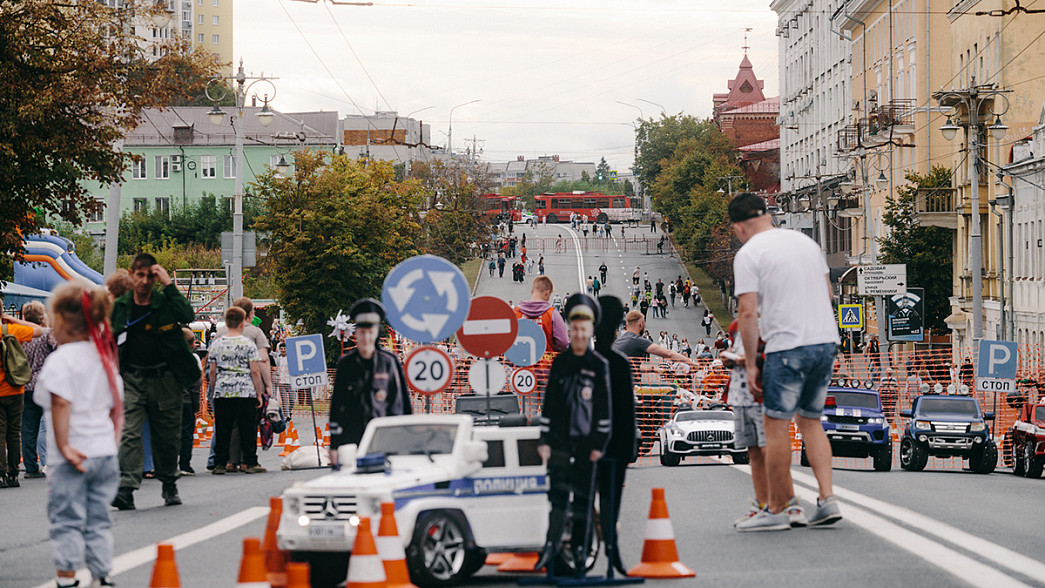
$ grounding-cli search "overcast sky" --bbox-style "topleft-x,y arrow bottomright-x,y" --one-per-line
235,0 -> 778,173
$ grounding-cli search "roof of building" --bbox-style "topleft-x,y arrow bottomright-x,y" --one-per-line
714,55 -> 767,111
723,96 -> 780,115
125,107 -> 339,147
738,137 -> 781,151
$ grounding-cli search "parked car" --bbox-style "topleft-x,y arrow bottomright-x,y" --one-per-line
1007,402 -> 1045,478
800,387 -> 892,471
657,408 -> 748,466
898,395 -> 997,474
278,414 -> 566,587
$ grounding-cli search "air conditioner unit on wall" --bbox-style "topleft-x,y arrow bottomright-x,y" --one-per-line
171,162 -> 182,172
171,153 -> 182,172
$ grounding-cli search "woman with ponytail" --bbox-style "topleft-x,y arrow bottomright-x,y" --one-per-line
34,282 -> 123,588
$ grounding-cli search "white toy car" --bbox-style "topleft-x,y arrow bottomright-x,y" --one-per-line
657,408 -> 749,466
277,414 -> 550,587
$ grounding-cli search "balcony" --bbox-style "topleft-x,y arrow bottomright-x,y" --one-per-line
837,124 -> 861,153
915,187 -> 957,229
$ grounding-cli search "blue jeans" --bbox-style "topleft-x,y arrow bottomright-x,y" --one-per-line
47,456 -> 119,578
762,343 -> 836,420
22,389 -> 47,473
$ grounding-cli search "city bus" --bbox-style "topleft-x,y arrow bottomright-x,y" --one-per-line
479,193 -> 521,222
533,191 -> 642,223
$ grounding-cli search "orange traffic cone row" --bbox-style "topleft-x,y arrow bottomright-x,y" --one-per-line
346,517 -> 386,588
376,502 -> 416,588
192,418 -> 206,449
262,497 -> 289,588
279,422 -> 300,457
496,552 -> 541,573
285,562 -> 310,588
627,488 -> 695,578
237,537 -> 272,587
485,553 -> 512,566
150,544 -> 181,588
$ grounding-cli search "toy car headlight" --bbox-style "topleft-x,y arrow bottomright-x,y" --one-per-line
669,425 -> 683,436
869,417 -> 885,425
915,420 -> 932,430
969,422 -> 986,432
285,496 -> 300,515
821,415 -> 828,421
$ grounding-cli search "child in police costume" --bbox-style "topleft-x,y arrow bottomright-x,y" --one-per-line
328,299 -> 411,462
535,294 -> 612,576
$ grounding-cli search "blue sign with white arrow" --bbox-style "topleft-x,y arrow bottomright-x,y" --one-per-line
381,255 -> 472,344
504,318 -> 547,367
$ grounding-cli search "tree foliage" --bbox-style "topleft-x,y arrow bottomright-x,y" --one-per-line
117,195 -> 263,254
409,159 -> 494,264
0,0 -> 222,264
879,165 -> 954,333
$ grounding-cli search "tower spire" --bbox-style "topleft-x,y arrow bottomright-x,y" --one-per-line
742,27 -> 752,55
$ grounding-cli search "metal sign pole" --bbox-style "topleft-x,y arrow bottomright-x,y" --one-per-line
308,386 -> 322,466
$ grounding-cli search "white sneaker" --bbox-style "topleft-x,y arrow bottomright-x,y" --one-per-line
735,507 -> 790,532
808,495 -> 842,526
732,498 -> 763,527
787,496 -> 808,528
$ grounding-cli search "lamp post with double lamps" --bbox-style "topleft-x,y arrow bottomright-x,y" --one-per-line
447,100 -> 480,158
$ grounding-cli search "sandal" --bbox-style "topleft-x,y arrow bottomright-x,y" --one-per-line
143,470 -> 156,479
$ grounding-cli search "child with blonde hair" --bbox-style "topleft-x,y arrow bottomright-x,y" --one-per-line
35,282 -> 123,588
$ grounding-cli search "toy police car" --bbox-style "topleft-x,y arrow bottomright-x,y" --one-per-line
800,387 -> 893,471
277,414 -> 550,587
657,408 -> 749,466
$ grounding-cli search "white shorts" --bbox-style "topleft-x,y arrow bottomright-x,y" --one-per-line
732,404 -> 765,450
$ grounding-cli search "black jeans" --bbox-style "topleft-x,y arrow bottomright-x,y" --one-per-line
213,398 -> 258,468
0,394 -> 24,476
22,390 -> 45,474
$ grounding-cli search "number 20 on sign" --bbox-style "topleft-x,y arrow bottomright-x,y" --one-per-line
511,368 -> 537,396
405,346 -> 455,396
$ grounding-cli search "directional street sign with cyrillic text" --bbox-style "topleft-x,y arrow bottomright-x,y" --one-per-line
857,264 -> 907,296
382,255 -> 471,344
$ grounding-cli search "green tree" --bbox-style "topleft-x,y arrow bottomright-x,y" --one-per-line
117,195 -> 263,254
596,157 -> 611,182
633,114 -> 708,195
0,0 -> 222,265
252,151 -> 425,347
878,165 -> 954,333
409,159 -> 493,264
502,162 -> 555,208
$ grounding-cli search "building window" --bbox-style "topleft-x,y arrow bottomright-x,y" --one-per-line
223,154 -> 236,179
155,155 -> 170,179
212,0 -> 219,5
198,0 -> 202,4
197,13 -> 203,24
132,158 -> 147,180
133,198 -> 147,213
201,155 -> 216,179
212,15 -> 219,25
90,200 -> 105,223
212,34 -> 219,44
198,33 -> 204,43
156,197 -> 170,217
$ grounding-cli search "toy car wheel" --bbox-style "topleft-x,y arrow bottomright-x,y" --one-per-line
1025,444 -> 1043,479
971,440 -> 997,474
1011,441 -> 1025,476
732,451 -> 750,465
799,445 -> 809,467
407,510 -> 478,587
873,443 -> 893,472
900,438 -> 927,472
659,444 -> 680,467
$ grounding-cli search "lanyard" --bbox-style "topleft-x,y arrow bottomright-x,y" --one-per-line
126,309 -> 153,330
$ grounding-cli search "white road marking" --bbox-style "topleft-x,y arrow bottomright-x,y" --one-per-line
725,462 -> 1035,587
32,506 -> 269,588
561,225 -> 586,292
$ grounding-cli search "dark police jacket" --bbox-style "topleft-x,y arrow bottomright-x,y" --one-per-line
539,348 -> 611,453
329,347 -> 411,448
594,343 -> 638,463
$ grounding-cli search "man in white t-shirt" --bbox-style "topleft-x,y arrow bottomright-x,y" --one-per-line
729,192 -> 841,532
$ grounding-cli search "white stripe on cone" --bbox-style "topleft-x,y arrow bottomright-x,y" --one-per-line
347,555 -> 386,583
235,583 -> 270,587
377,535 -> 407,559
644,518 -> 676,541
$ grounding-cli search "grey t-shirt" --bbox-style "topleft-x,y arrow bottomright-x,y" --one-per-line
612,330 -> 652,359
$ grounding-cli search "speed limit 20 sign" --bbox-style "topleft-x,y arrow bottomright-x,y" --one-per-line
510,368 -> 537,396
405,346 -> 455,396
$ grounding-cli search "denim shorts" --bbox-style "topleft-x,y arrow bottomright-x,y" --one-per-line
762,343 -> 837,420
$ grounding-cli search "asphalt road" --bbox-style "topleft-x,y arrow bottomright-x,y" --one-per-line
5,224 -> 1044,587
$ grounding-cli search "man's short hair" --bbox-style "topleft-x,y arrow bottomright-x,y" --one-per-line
728,192 -> 767,223
130,253 -> 158,271
225,306 -> 246,328
625,309 -> 645,324
532,275 -> 553,293
232,297 -> 254,316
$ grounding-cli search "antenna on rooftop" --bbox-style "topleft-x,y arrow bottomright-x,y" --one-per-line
742,27 -> 752,55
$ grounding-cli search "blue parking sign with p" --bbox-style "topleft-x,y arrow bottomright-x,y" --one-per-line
286,334 -> 329,388
976,339 -> 1018,379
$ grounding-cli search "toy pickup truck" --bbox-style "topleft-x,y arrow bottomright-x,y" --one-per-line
801,387 -> 892,471
899,395 -> 997,474
277,414 -> 549,587
1008,402 -> 1045,478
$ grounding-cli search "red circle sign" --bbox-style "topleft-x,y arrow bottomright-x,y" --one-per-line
404,346 -> 455,396
455,296 -> 519,358
510,368 -> 537,395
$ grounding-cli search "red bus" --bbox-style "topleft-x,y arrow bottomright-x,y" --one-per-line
479,193 -> 521,221
533,191 -> 641,223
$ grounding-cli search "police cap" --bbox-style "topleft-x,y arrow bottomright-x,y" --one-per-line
564,293 -> 600,324
349,298 -> 385,327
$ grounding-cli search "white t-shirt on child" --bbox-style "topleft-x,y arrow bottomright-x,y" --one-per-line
34,341 -> 124,463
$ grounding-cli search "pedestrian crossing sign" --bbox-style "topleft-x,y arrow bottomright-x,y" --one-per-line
838,304 -> 863,329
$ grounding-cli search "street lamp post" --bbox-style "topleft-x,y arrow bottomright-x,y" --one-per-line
403,105 -> 434,176
207,59 -> 277,303
636,98 -> 667,116
934,77 -> 1010,344
447,100 -> 479,158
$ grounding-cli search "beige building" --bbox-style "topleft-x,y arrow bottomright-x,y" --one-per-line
178,0 -> 234,72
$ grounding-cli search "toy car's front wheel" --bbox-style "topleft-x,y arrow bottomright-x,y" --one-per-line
1011,440 -> 1025,476
659,443 -> 680,467
970,440 -> 997,474
1025,444 -> 1043,479
407,510 -> 482,587
873,442 -> 893,472
900,438 -> 927,471
732,451 -> 750,465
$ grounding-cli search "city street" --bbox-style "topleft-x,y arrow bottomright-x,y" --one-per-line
3,226 -> 1044,587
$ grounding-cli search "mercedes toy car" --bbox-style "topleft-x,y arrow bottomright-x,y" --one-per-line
899,394 -> 997,474
800,387 -> 892,471
657,408 -> 748,466
1007,402 -> 1045,478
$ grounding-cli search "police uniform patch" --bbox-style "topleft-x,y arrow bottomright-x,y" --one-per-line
581,386 -> 592,400
374,389 -> 387,402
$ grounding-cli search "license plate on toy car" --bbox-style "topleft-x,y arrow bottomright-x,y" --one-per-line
701,443 -> 721,448
308,523 -> 345,538
837,424 -> 860,431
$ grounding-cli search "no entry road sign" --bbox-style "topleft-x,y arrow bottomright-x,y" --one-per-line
456,296 -> 518,358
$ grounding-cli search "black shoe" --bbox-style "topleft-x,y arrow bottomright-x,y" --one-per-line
572,545 -> 587,578
0,474 -> 9,489
25,471 -> 46,479
533,542 -> 557,573
161,482 -> 182,506
6,473 -> 19,488
612,552 -> 629,576
94,575 -> 116,586
112,487 -> 135,510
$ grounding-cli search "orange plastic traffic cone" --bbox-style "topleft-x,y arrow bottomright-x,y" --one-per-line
237,537 -> 271,587
485,553 -> 512,566
627,488 -> 695,578
285,562 -> 310,588
149,544 -> 181,588
279,422 -> 300,457
193,418 -> 206,449
321,423 -> 331,447
496,552 -> 541,573
262,497 -> 289,588
346,517 -> 386,588
376,502 -> 416,588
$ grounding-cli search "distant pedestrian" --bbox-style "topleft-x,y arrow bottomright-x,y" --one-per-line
593,277 -> 601,297
682,284 -> 691,307
702,310 -> 713,336
498,254 -> 506,278
20,301 -> 56,481
538,256 -> 545,275
632,266 -> 640,286
658,235 -> 665,254
488,259 -> 496,276
599,262 -> 608,284
650,219 -> 656,232
0,303 -> 46,488
669,282 -> 677,307
587,276 -> 595,295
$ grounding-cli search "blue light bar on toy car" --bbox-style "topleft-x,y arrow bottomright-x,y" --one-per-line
357,453 -> 390,474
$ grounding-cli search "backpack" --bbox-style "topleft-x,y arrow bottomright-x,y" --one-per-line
514,305 -> 559,354
1,325 -> 32,387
